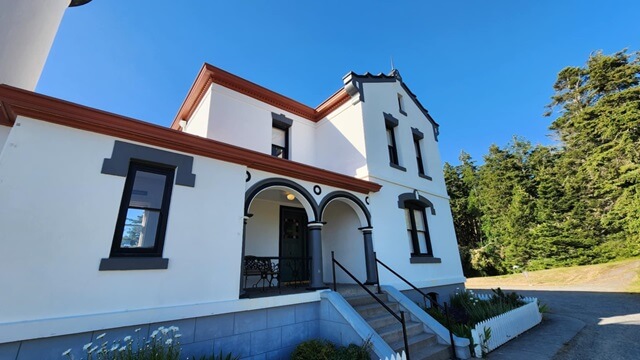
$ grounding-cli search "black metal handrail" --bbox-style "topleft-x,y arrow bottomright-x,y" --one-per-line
374,253 -> 457,360
331,252 -> 411,360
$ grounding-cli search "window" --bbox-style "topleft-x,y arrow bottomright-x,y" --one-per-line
398,93 -> 407,115
397,192 -> 441,264
271,113 -> 293,159
405,203 -> 433,257
271,126 -> 288,159
387,125 -> 399,165
110,162 -> 175,258
412,127 -> 431,180
414,138 -> 425,175
384,112 -> 405,171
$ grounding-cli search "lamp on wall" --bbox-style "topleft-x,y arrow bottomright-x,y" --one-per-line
286,193 -> 295,201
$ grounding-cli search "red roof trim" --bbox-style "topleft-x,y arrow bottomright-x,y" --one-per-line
0,85 -> 381,194
171,64 -> 350,130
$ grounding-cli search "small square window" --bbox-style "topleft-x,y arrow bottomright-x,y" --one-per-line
398,94 -> 407,115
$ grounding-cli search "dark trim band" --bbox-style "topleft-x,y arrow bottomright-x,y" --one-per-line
245,178 -> 320,220
319,191 -> 372,227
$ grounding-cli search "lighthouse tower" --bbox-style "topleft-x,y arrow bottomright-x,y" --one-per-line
0,0 -> 92,91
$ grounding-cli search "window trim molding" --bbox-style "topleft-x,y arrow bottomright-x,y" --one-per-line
398,93 -> 407,116
102,141 -> 196,187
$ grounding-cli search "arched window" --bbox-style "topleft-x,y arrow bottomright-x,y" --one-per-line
404,201 -> 432,257
397,192 -> 441,264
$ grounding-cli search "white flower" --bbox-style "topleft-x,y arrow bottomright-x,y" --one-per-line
83,342 -> 93,351
134,328 -> 141,333
165,339 -> 173,345
161,328 -> 169,335
62,349 -> 72,356
151,330 -> 159,338
119,346 -> 126,352
110,344 -> 119,352
174,334 -> 182,338
123,336 -> 132,342
89,346 -> 98,354
96,333 -> 106,340
168,326 -> 179,332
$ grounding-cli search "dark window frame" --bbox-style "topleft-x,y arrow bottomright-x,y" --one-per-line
271,113 -> 293,160
110,161 -> 176,258
405,202 -> 433,257
411,127 -> 431,180
384,113 -> 405,171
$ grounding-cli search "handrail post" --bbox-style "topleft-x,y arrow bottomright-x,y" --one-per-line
400,311 -> 410,360
374,251 -> 382,294
331,251 -> 337,292
444,302 -> 457,360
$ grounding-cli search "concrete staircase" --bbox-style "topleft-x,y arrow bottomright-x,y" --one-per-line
338,286 -> 451,360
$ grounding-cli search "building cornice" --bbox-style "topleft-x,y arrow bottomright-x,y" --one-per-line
0,85 -> 381,194
171,64 -> 351,130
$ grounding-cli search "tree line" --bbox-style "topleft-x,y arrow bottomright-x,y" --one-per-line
445,49 -> 640,276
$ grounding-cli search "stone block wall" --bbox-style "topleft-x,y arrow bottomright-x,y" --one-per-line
0,302 -> 321,360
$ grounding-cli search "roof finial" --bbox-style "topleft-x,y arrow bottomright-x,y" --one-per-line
390,56 -> 395,72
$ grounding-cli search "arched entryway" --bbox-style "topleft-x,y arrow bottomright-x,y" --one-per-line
319,192 -> 375,285
241,178 -> 321,297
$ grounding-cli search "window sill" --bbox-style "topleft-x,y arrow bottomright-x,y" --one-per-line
99,257 -> 169,271
410,256 -> 441,264
389,163 -> 407,172
399,109 -> 407,116
419,173 -> 433,181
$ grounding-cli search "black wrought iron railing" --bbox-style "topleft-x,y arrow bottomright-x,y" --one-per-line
331,252 -> 411,360
243,256 -> 310,293
374,252 -> 457,359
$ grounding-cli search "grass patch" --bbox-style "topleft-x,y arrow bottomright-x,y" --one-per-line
466,257 -> 640,292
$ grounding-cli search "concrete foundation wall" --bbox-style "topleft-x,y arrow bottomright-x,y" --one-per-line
0,302 -> 322,360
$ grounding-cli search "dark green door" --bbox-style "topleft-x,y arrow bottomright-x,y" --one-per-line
279,206 -> 309,284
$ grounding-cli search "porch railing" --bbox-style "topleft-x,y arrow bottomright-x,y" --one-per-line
243,256 -> 311,293
374,252 -> 457,360
331,251 -> 411,360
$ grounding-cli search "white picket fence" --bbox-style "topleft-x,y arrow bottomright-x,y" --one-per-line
380,351 -> 406,360
470,297 -> 542,358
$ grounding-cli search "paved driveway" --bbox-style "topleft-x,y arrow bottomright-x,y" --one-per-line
471,289 -> 640,360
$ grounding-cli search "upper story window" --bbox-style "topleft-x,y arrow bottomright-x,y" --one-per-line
398,93 -> 407,115
412,127 -> 431,180
272,113 -> 293,160
111,162 -> 175,258
397,192 -> 441,264
384,112 -> 406,171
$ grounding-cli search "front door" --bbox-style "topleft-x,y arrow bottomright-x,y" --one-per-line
279,206 -> 309,284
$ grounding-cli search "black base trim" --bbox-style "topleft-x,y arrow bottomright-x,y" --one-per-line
410,256 -> 442,264
99,257 -> 169,271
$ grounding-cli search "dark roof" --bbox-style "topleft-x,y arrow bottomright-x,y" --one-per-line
343,69 -> 440,141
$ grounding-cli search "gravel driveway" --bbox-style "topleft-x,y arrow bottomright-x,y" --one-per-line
470,288 -> 640,360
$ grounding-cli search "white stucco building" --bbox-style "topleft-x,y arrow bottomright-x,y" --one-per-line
0,2 -> 467,359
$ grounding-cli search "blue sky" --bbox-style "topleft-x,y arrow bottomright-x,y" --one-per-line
38,1 -> 639,165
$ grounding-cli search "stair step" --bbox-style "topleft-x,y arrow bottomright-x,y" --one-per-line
344,293 -> 389,307
406,343 -> 452,360
390,332 -> 437,352
366,313 -> 401,330
354,301 -> 400,318
378,321 -> 424,344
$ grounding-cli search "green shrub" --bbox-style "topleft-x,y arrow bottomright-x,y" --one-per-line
291,339 -> 371,360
